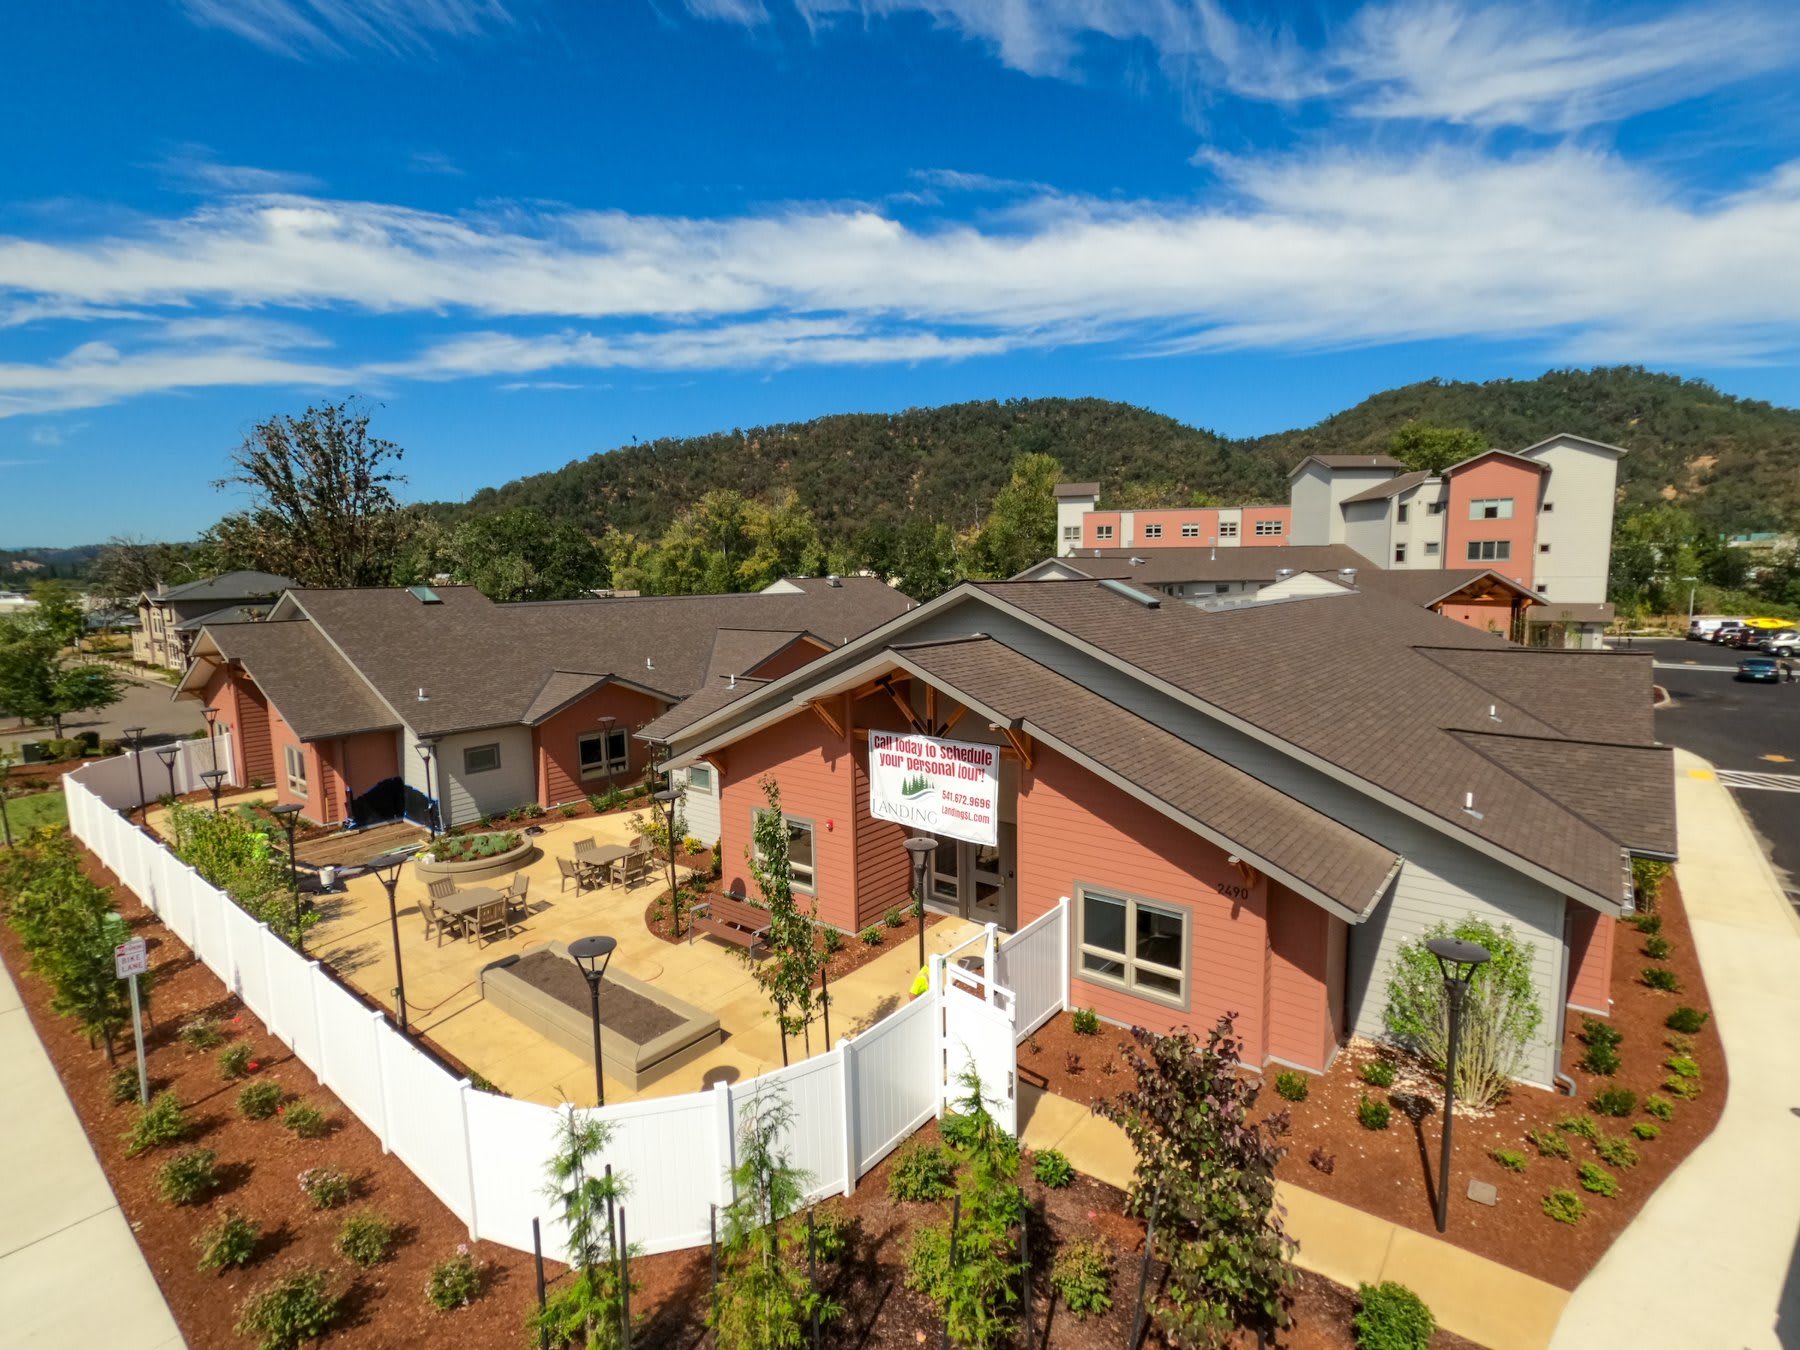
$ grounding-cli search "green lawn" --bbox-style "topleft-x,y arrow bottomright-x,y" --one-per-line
2,790 -> 67,843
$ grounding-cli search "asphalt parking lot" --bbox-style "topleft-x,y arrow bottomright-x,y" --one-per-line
1633,635 -> 1800,906
0,669 -> 204,758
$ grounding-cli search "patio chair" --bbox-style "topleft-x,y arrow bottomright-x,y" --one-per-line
504,873 -> 530,925
427,878 -> 458,903
422,898 -> 467,947
613,848 -> 650,889
473,897 -> 511,948
558,856 -> 591,895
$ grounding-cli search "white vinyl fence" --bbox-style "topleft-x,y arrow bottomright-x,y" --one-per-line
64,744 -> 1062,1263
995,898 -> 1070,1043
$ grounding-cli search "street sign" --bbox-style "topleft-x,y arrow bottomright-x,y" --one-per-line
114,937 -> 148,979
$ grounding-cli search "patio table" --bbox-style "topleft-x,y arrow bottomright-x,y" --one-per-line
440,885 -> 505,918
577,843 -> 628,882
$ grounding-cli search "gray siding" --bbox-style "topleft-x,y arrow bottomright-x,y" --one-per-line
433,726 -> 535,827
678,765 -> 722,845
1523,438 -> 1619,606
1341,500 -> 1392,565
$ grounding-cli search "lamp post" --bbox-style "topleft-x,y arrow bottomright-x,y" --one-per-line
202,706 -> 219,770
569,935 -> 617,1107
1683,576 -> 1700,630
271,803 -> 304,955
199,768 -> 226,814
122,726 -> 147,820
903,836 -> 939,973
369,852 -> 412,1038
1427,936 -> 1491,1233
599,715 -> 617,799
651,787 -> 682,937
414,738 -> 439,838
154,744 -> 179,802
0,746 -> 15,849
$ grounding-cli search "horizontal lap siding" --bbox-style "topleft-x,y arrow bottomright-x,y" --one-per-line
267,705 -> 309,816
537,685 -> 667,807
1565,903 -> 1614,1014
1267,885 -> 1341,1072
1017,745 -> 1271,1060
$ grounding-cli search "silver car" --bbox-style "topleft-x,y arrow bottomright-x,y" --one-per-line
1759,629 -> 1800,657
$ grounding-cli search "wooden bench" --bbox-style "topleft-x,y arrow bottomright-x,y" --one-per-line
689,894 -> 772,956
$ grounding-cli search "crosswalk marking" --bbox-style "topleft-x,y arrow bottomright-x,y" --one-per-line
1716,770 -> 1800,794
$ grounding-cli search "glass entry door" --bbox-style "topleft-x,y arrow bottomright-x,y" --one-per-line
925,827 -> 1016,931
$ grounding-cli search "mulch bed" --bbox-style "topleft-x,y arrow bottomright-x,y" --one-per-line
1023,878 -> 1725,1291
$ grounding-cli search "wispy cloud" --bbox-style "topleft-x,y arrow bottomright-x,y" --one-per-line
154,144 -> 323,194
177,0 -> 518,59
408,149 -> 465,176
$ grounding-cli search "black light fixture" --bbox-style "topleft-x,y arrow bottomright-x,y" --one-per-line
568,935 -> 618,1107
198,768 -> 226,814
1426,935 -> 1491,1233
413,738 -> 440,838
154,743 -> 180,803
903,836 -> 939,972
271,803 -> 304,954
369,852 -> 413,1038
123,726 -> 147,820
599,715 -> 618,798
202,706 -> 219,770
650,787 -> 683,936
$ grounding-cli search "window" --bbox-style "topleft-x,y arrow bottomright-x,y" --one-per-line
1213,583 -> 1231,594
1538,543 -> 1551,554
1394,544 -> 1407,563
577,727 -> 629,780
1397,503 -> 1409,524
1095,525 -> 1114,542
1541,501 -> 1554,513
1253,519 -> 1283,537
1077,887 -> 1187,1006
686,763 -> 714,794
1466,540 -> 1511,562
1428,501 -> 1445,515
1218,521 -> 1239,539
1468,498 -> 1514,520
1180,522 -> 1201,538
1538,583 -> 1549,593
463,743 -> 501,774
1062,524 -> 1080,541
1424,541 -> 1440,556
1143,524 -> 1163,540
283,744 -> 307,796
752,810 -> 816,893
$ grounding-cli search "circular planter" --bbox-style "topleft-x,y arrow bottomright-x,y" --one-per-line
412,836 -> 539,885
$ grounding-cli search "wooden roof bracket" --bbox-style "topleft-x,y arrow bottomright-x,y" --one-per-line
806,697 -> 846,741
998,722 -> 1034,771
876,676 -> 930,735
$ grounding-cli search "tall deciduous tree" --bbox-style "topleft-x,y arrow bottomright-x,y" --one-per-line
92,537 -> 197,608
445,507 -> 607,601
213,400 -> 411,587
28,581 -> 85,648
1385,422 -> 1487,474
746,777 -> 829,1061
971,452 -> 1061,578
0,619 -> 124,737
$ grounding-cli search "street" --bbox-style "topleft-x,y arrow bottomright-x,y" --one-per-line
1635,636 -> 1800,907
0,669 -> 205,757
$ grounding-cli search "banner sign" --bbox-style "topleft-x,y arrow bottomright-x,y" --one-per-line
868,730 -> 999,846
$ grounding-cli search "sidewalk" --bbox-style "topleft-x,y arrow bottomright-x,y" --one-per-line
1549,750 -> 1800,1350
1019,1084 -> 1568,1349
0,958 -> 185,1349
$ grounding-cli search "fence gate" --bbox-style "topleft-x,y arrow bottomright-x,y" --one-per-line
940,978 -> 1017,1135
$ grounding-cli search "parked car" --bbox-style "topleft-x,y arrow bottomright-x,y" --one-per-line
1689,617 -> 1743,640
1725,626 -> 1769,649
1736,656 -> 1781,683
1711,623 -> 1750,644
1757,630 -> 1800,656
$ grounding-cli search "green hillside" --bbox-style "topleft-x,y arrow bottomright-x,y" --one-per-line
435,367 -> 1800,540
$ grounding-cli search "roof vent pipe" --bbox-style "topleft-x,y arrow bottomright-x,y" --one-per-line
826,574 -> 842,587
1339,568 -> 1358,586
1129,556 -> 1146,566
646,658 -> 655,671
417,688 -> 429,702
1276,568 -> 1293,580
727,674 -> 737,689
1488,704 -> 1500,722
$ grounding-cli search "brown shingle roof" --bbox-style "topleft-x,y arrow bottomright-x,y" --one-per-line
895,637 -> 1399,916
1289,454 -> 1403,476
638,629 -> 816,742
1354,568 -> 1537,608
1023,545 -> 1375,586
1451,732 -> 1676,858
1053,482 -> 1101,498
1339,471 -> 1435,505
204,621 -> 399,740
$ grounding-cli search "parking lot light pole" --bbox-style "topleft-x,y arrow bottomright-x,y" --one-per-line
1428,936 -> 1491,1233
903,836 -> 939,973
370,852 -> 413,1038
123,726 -> 147,820
569,935 -> 618,1107
271,803 -> 304,954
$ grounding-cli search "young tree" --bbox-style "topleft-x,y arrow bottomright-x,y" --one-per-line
1386,422 -> 1487,474
971,452 -> 1061,578
711,1084 -> 843,1348
1098,1015 -> 1297,1347
214,399 -> 411,587
0,621 -> 124,737
746,777 -> 829,1060
28,581 -> 85,648
532,1106 -> 633,1349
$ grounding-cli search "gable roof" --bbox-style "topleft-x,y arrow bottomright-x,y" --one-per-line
179,620 -> 399,741
149,571 -> 296,605
1450,732 -> 1676,859
1339,471 -> 1435,505
1288,453 -> 1403,477
1443,448 -> 1551,476
1353,567 -> 1539,610
173,602 -> 277,632
1015,545 -> 1375,587
1517,433 -> 1629,458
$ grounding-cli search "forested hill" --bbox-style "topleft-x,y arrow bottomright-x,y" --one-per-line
440,366 -> 1800,539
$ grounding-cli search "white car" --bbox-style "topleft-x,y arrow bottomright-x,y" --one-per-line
1758,630 -> 1800,657
1688,617 -> 1742,640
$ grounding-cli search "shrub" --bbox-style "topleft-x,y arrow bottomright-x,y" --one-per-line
558,804 -> 579,819
177,1015 -> 225,1051
334,1210 -> 396,1267
1032,1149 -> 1075,1189
1631,1121 -> 1661,1141
298,1167 -> 354,1210
426,1248 -> 483,1312
1665,1076 -> 1702,1100
1309,1149 -> 1336,1175
1071,1007 -> 1101,1036
1642,967 -> 1680,993
1644,1094 -> 1675,1121
235,1267 -> 339,1350
1577,1161 -> 1619,1197
521,803 -> 545,819
156,1147 -> 219,1205
1555,1113 -> 1598,1140
1273,1070 -> 1310,1102
1665,1005 -> 1709,1034
1632,858 -> 1672,912
124,1091 -> 188,1156
1528,1129 -> 1571,1160
1360,1059 -> 1396,1089
1050,1239 -> 1114,1319
1595,1136 -> 1639,1168
1580,1015 -> 1623,1050
858,926 -> 883,946
1542,1190 -> 1585,1225
239,1081 -> 283,1119
883,906 -> 905,928
889,1139 -> 957,1203
109,1066 -> 141,1104
1357,1095 -> 1391,1131
1631,912 -> 1662,935
219,1044 -> 255,1079
1491,1148 -> 1529,1173
1665,1055 -> 1701,1080
196,1211 -> 260,1273
1664,1033 -> 1694,1056
1353,1281 -> 1436,1350
1643,935 -> 1672,960
1383,917 -> 1542,1110
282,1101 -> 329,1139
820,926 -> 843,955
1580,1042 -> 1621,1077
1592,1087 -> 1637,1118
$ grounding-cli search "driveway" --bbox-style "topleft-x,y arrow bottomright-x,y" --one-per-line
1,670 -> 204,756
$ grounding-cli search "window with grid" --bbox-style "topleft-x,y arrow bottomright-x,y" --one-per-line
1180,523 -> 1201,538
1218,521 -> 1239,539
1253,519 -> 1283,536
1465,540 -> 1511,562
1468,498 -> 1514,520
1095,525 -> 1114,541
752,811 -> 816,893
1078,888 -> 1187,1006
1063,524 -> 1080,540
284,744 -> 307,795
1143,524 -> 1163,539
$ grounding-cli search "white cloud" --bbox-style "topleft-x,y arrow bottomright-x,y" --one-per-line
155,145 -> 324,194
177,0 -> 516,58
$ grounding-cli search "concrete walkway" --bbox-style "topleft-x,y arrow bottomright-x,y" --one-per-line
1549,750 -> 1800,1350
0,959 -> 185,1349
1019,1083 -> 1567,1349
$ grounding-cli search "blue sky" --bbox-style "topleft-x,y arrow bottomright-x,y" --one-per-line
3,0 -> 1799,545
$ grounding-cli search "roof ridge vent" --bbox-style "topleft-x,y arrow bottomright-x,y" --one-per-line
826,574 -> 842,587
1099,578 -> 1160,608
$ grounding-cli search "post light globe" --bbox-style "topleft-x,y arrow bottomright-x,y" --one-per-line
569,934 -> 617,980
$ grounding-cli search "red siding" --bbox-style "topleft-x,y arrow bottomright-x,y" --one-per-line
1566,905 -> 1615,1015
851,739 -> 913,931
1267,884 -> 1345,1072
267,703 -> 310,817
1015,745 -> 1272,1061
315,731 -> 400,826
534,684 -> 668,807
1445,456 -> 1541,587
1436,601 -> 1518,637
1129,509 -> 1222,547
1080,512 -> 1123,549
1239,506 -> 1294,546
747,638 -> 831,682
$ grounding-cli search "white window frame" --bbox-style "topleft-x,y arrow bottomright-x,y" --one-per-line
1423,541 -> 1440,556
1142,523 -> 1163,540
577,727 -> 630,780
1094,525 -> 1114,542
1394,544 -> 1407,563
1468,498 -> 1515,520
1397,503 -> 1409,524
686,763 -> 715,795
1466,540 -> 1512,562
463,743 -> 502,775
1253,519 -> 1283,537
1075,884 -> 1189,1010
1062,524 -> 1080,541
751,809 -> 816,894
1217,521 -> 1239,539
1180,522 -> 1201,538
284,743 -> 307,796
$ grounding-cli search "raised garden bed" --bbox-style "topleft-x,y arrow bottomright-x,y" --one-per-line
412,832 -> 536,884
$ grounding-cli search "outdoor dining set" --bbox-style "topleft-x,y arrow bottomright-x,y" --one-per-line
421,873 -> 531,948
557,834 -> 655,895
